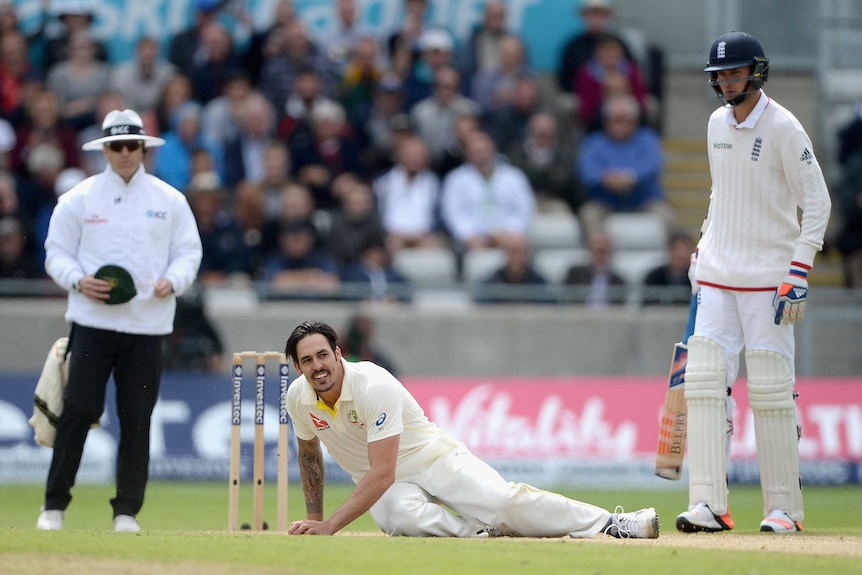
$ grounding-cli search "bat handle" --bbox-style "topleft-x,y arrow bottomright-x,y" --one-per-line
682,293 -> 697,345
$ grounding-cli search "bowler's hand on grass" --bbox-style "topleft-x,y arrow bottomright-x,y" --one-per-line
289,519 -> 335,535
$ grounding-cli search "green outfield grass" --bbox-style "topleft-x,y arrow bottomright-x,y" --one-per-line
2,482 -> 861,575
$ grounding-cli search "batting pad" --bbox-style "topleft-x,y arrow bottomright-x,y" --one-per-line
684,336 -> 729,514
746,349 -> 804,521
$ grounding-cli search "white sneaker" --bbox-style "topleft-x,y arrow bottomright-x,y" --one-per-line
475,525 -> 504,538
760,509 -> 801,533
36,508 -> 64,530
603,506 -> 659,539
676,501 -> 734,533
114,514 -> 141,533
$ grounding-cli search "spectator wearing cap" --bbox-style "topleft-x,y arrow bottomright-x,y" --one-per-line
410,67 -> 480,173
261,218 -> 340,295
42,0 -> 108,72
403,27 -> 456,110
38,107 -> 201,533
186,171 -> 253,285
387,0 -> 431,78
288,99 -> 365,210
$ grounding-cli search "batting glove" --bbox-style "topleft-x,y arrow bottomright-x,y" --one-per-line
773,263 -> 809,325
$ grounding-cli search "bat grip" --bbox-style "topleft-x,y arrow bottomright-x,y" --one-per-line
682,293 -> 697,345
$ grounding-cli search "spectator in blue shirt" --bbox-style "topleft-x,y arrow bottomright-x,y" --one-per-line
576,93 -> 672,239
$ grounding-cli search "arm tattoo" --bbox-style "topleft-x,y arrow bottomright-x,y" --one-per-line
297,437 -> 325,515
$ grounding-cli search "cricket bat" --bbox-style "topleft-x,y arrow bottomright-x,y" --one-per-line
655,294 -> 697,480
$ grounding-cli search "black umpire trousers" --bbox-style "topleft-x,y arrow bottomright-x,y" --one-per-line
45,323 -> 164,518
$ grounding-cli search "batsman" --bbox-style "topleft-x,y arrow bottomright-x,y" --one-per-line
676,31 -> 831,534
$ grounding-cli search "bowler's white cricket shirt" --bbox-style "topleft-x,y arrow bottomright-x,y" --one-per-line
287,359 -> 461,483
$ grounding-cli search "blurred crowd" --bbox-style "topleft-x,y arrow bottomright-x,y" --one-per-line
0,0 -> 689,302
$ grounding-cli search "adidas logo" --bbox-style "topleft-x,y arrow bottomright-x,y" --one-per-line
800,148 -> 813,163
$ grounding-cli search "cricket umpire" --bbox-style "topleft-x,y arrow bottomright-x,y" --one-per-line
37,109 -> 202,532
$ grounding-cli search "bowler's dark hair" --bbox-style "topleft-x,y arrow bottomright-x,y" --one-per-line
285,320 -> 338,362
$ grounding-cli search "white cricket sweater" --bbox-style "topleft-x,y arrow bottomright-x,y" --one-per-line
697,91 -> 831,289
45,164 -> 202,335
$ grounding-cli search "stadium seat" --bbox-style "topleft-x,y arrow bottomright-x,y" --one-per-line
527,212 -> 583,249
604,213 -> 668,251
533,248 -> 591,284
392,247 -> 458,284
611,250 -> 668,286
462,248 -> 507,284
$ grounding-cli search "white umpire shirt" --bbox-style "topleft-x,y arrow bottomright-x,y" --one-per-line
287,359 -> 463,484
44,164 -> 202,335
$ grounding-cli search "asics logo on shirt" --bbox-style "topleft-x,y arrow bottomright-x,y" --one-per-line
147,210 -> 167,220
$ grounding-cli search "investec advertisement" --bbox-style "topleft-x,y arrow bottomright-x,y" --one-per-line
1,373 -> 860,486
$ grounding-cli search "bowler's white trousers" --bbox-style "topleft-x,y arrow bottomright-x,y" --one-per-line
369,443 -> 611,538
